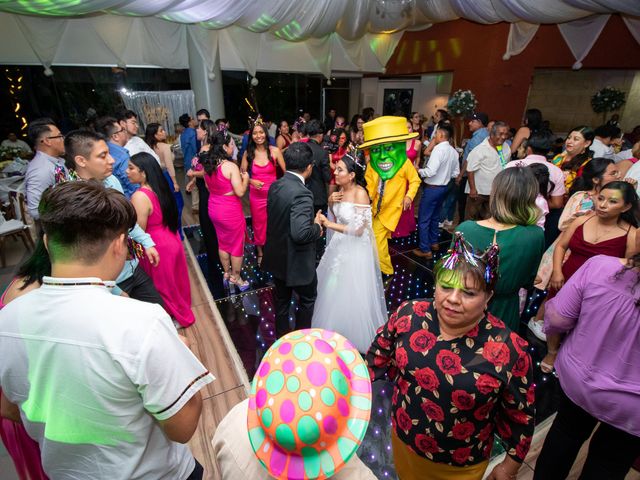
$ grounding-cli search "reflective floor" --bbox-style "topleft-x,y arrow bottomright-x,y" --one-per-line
184,223 -> 560,479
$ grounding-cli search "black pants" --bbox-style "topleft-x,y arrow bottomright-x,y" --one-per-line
185,459 -> 203,480
273,275 -> 317,338
534,389 -> 640,480
314,204 -> 328,260
544,207 -> 562,249
117,266 -> 165,308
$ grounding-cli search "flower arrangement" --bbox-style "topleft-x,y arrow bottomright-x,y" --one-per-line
591,86 -> 626,116
447,90 -> 477,117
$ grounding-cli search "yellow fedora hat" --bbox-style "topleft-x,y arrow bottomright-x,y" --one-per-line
359,116 -> 419,150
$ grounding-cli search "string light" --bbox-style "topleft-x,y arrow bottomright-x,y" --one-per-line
5,67 -> 27,137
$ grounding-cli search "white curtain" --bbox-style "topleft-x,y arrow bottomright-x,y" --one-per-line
623,15 -> 640,44
503,22 -> 539,60
557,14 -> 611,69
119,90 -> 195,136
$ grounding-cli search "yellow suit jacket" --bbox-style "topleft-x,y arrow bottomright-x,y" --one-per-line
365,159 -> 421,232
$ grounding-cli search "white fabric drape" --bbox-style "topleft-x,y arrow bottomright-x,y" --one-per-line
119,90 -> 195,135
557,14 -> 611,69
503,22 -> 539,60
622,15 -> 640,45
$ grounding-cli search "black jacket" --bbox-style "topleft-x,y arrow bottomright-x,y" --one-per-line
305,139 -> 331,208
263,172 -> 322,286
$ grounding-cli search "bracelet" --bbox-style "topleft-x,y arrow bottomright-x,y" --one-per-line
499,463 -> 517,479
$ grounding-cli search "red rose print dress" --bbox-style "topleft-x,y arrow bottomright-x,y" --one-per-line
366,300 -> 534,468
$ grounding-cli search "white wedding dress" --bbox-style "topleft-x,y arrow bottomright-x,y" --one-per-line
312,201 -> 388,353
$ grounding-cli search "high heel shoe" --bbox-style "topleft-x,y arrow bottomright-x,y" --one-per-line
230,276 -> 251,292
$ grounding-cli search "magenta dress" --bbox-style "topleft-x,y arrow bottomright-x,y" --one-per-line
0,282 -> 48,480
249,159 -> 277,247
205,164 -> 246,257
138,188 -> 195,328
393,139 -> 420,238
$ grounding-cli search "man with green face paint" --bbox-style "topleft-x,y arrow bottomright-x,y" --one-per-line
361,116 -> 421,275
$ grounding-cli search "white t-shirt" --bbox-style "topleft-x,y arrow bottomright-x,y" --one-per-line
419,141 -> 460,186
0,277 -> 215,479
464,138 -> 511,195
590,138 -> 614,159
505,154 -> 566,198
126,135 -> 161,164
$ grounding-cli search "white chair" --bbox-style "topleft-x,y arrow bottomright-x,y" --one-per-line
0,192 -> 34,267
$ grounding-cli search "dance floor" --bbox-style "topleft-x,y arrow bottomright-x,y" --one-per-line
184,221 -> 562,479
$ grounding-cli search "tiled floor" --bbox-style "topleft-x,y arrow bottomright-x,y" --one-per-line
184,221 -> 567,479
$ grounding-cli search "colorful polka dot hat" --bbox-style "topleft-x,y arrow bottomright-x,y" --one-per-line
247,328 -> 372,480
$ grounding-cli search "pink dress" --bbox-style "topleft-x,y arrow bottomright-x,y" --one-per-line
0,282 -> 48,480
393,139 -> 420,238
205,164 -> 246,257
250,158 -> 277,247
138,188 -> 195,328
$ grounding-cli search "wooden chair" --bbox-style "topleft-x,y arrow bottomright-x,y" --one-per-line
0,192 -> 35,267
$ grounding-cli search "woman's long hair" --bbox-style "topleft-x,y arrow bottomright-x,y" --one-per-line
562,125 -> 595,172
200,131 -> 232,176
200,119 -> 217,147
129,152 -> 179,233
246,124 -> 273,174
599,180 -> 639,228
17,236 -> 50,290
528,163 -> 553,201
144,123 -> 162,150
490,167 -> 540,226
349,114 -> 364,133
569,157 -> 614,196
524,108 -> 543,133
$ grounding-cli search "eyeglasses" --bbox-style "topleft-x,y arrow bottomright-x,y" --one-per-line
111,128 -> 125,136
44,135 -> 64,141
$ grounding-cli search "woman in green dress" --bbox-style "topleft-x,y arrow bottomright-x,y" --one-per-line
455,167 -> 545,331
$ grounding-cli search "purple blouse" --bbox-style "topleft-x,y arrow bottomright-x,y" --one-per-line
544,255 -> 640,436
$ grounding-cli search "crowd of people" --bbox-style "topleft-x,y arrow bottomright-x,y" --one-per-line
1,101 -> 639,480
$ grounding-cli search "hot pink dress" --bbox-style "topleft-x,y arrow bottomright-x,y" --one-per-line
0,282 -> 49,480
393,139 -> 420,238
250,158 -> 277,247
138,188 -> 195,328
205,164 -> 246,257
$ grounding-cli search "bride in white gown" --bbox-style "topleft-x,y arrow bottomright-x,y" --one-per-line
312,150 -> 388,353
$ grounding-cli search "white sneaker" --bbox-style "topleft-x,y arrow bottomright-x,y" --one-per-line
527,318 -> 547,341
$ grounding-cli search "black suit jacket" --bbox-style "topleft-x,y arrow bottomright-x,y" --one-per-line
305,139 -> 331,209
263,172 -> 322,287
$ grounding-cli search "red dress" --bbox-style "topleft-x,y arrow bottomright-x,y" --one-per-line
547,219 -> 629,300
393,139 -> 420,238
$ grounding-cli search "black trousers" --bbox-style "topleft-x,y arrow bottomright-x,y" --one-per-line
533,389 -> 640,480
457,177 -> 468,223
273,275 -> 317,338
117,266 -> 165,308
185,459 -> 204,480
314,204 -> 328,260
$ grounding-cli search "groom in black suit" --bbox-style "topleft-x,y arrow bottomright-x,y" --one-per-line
263,142 -> 324,338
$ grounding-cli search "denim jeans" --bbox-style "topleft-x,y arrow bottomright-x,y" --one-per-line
439,179 -> 457,223
418,184 -> 448,252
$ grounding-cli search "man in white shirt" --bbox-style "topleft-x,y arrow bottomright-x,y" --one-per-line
590,124 -> 617,159
116,109 -> 161,164
464,121 -> 511,220
1,132 -> 31,152
413,124 -> 460,258
0,181 -> 214,479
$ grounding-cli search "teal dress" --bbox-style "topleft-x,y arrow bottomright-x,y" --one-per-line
454,221 -> 545,331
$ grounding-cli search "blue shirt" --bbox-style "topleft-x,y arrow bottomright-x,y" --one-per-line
463,127 -> 489,161
180,128 -> 197,169
108,142 -> 139,199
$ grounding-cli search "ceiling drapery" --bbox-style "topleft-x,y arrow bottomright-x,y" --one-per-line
0,1 -> 638,74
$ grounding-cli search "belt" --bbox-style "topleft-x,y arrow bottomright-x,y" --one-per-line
424,183 -> 448,188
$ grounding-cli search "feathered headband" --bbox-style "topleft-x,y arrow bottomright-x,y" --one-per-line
248,114 -> 264,129
440,232 -> 500,286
